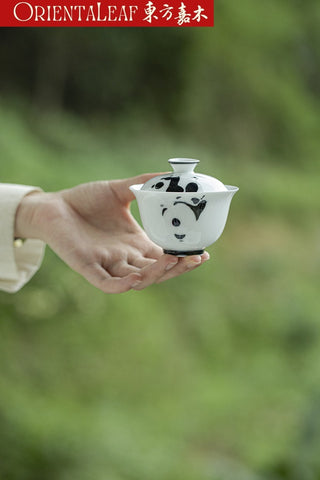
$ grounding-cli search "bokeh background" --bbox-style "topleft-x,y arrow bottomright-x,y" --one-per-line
0,1 -> 320,478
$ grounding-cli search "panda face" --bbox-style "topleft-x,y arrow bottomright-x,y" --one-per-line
160,196 -> 207,243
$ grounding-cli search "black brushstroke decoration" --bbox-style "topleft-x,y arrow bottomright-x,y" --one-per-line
173,198 -> 207,221
161,176 -> 184,192
162,208 -> 168,216
186,182 -> 198,192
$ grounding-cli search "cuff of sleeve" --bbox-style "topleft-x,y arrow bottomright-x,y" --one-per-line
0,184 -> 45,293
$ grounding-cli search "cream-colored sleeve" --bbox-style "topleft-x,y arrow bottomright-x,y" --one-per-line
0,183 -> 45,293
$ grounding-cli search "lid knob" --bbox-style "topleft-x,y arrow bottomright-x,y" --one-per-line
168,158 -> 199,174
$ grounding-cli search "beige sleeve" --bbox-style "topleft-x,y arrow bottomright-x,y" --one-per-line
0,183 -> 45,293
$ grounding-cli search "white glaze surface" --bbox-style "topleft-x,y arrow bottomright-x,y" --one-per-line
131,159 -> 238,253
130,185 -> 238,252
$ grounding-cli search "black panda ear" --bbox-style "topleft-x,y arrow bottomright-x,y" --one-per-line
163,177 -> 184,192
186,182 -> 198,192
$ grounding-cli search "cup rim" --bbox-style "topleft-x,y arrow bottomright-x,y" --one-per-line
168,158 -> 200,164
130,184 -> 239,193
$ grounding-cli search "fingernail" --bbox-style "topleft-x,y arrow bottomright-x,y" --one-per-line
165,261 -> 178,271
202,252 -> 210,261
186,256 -> 202,268
131,280 -> 142,288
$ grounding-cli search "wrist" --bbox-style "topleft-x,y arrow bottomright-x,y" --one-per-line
15,190 -> 55,240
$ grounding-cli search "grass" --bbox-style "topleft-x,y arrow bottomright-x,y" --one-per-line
0,100 -> 319,480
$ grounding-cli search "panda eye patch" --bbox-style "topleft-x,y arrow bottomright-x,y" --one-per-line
172,218 -> 181,227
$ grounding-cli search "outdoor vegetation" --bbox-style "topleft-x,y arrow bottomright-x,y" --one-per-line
0,1 -> 320,479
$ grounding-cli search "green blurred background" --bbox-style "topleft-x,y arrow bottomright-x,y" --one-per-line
0,1 -> 320,478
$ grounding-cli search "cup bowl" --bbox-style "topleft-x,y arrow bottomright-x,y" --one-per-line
130,184 -> 239,255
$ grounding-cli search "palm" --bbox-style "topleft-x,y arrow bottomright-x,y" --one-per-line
61,174 -> 162,256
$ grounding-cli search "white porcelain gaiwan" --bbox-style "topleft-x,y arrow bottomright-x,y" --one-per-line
130,158 -> 239,256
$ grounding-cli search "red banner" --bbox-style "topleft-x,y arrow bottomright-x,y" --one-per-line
0,0 -> 214,26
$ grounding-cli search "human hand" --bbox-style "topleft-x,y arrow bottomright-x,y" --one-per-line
15,174 -> 210,293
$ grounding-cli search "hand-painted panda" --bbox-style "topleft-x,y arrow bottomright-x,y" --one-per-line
160,194 -> 207,247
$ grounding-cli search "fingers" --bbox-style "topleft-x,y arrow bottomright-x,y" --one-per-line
83,263 -> 142,294
81,251 -> 210,293
144,243 -> 163,260
132,252 -> 210,291
129,256 -> 157,269
107,259 -> 141,277
130,254 -> 179,290
109,172 -> 168,204
127,244 -> 162,267
156,251 -> 210,283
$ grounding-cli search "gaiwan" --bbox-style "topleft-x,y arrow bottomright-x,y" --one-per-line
130,158 -> 239,256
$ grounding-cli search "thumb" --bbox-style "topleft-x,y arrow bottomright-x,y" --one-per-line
109,172 -> 168,204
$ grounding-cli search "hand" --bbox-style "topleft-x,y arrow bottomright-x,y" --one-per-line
15,174 -> 210,293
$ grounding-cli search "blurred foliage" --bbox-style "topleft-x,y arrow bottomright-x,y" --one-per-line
0,1 -> 320,479
0,0 -> 320,162
0,101 -> 319,479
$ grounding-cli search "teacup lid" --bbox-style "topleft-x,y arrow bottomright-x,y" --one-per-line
141,158 -> 227,193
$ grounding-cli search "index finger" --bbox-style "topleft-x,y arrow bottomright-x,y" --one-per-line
109,172 -> 169,204
132,254 -> 179,290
